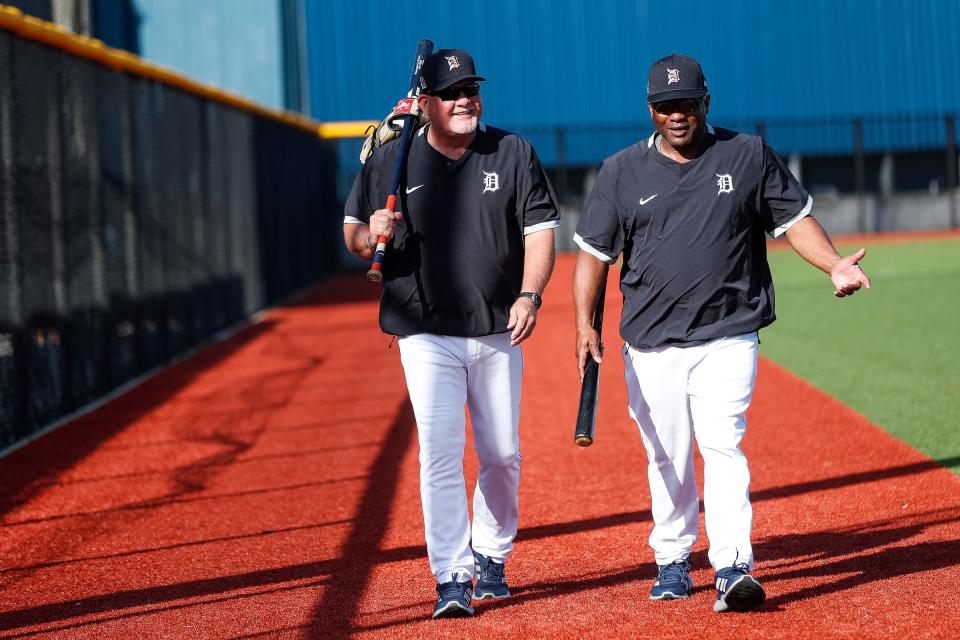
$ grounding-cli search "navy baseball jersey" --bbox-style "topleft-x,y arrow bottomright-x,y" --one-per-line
346,124 -> 560,337
575,125 -> 812,349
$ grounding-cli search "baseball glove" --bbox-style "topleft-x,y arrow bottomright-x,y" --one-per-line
359,97 -> 429,164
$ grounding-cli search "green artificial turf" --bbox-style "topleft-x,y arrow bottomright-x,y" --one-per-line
760,236 -> 960,475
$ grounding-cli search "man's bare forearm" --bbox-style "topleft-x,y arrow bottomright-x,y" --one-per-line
783,216 -> 842,274
521,229 -> 555,294
343,223 -> 375,260
573,251 -> 608,331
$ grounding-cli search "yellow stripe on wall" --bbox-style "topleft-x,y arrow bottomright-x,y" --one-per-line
0,4 -> 375,139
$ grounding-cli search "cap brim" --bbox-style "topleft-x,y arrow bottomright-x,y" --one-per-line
647,88 -> 707,103
429,75 -> 486,92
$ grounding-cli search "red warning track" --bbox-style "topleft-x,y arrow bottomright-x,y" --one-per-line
2,254 -> 959,639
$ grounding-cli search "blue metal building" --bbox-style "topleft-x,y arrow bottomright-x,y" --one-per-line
304,0 -> 960,161
12,0 -> 957,184
88,0 -> 309,112
129,0 -> 287,109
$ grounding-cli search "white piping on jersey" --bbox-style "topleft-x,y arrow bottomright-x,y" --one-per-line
343,215 -> 363,224
524,220 -> 560,236
573,233 -> 615,264
419,122 -> 485,136
771,195 -> 813,238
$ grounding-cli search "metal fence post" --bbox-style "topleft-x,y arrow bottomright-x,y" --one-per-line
946,113 -> 957,228
756,120 -> 766,141
555,127 -> 568,204
853,118 -> 867,232
0,36 -> 19,329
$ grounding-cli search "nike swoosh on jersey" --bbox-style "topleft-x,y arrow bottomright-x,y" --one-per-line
405,184 -> 425,194
639,194 -> 658,205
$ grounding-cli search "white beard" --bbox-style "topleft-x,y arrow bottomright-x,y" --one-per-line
449,115 -> 479,135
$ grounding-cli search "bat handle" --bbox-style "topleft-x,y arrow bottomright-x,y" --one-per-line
367,195 -> 397,281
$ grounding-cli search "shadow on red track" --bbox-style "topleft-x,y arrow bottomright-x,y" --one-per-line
285,270 -> 381,307
2,462 -> 959,634
0,321 -> 278,521
303,398 -> 417,639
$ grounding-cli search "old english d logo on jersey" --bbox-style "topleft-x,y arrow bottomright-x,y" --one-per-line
446,56 -> 460,70
667,68 -> 680,85
482,171 -> 500,194
350,124 -> 560,338
716,173 -> 734,195
573,124 -> 812,349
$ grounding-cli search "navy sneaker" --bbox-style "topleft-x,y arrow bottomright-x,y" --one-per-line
650,559 -> 693,600
473,551 -> 511,599
713,563 -> 765,612
432,577 -> 475,619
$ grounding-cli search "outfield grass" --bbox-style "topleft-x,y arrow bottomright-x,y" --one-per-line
760,235 -> 960,475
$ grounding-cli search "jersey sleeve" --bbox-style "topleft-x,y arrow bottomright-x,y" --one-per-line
516,140 -> 561,235
344,148 -> 389,225
756,141 -> 812,237
574,160 -> 622,263
343,170 -> 367,225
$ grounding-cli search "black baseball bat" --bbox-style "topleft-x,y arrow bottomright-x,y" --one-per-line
574,273 -> 607,447
367,38 -> 434,281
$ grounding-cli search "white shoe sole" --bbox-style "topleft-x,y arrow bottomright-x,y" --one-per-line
432,600 -> 475,619
714,575 -> 765,612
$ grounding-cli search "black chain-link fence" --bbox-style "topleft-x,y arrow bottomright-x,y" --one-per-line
0,28 -> 340,450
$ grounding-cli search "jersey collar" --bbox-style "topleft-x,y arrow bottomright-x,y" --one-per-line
417,122 -> 486,166
418,122 -> 487,136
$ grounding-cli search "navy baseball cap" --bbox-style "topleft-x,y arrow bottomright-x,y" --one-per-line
421,49 -> 486,93
646,53 -> 708,103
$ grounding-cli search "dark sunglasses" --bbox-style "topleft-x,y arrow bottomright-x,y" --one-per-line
651,99 -> 702,116
430,83 -> 481,101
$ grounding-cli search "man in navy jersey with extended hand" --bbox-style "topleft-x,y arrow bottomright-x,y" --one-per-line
573,53 -> 871,613
344,48 -> 559,619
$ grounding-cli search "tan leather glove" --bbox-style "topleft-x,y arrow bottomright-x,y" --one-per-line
359,97 -> 429,164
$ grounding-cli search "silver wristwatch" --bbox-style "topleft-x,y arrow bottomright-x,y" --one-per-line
518,291 -> 542,309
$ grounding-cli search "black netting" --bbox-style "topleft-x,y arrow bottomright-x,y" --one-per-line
60,56 -> 107,409
0,32 -> 17,330
14,43 -> 60,318
0,29 -> 342,451
0,33 -> 18,447
14,42 -> 66,431
0,330 -> 21,448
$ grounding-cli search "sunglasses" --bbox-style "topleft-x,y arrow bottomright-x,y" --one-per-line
430,83 -> 481,101
651,99 -> 702,116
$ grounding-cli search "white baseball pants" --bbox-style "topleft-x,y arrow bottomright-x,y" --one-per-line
622,332 -> 758,571
398,332 -> 523,584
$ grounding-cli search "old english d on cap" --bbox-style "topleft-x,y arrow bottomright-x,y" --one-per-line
647,53 -> 708,103
421,48 -> 486,93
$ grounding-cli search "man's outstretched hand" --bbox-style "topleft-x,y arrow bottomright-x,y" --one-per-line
830,248 -> 872,297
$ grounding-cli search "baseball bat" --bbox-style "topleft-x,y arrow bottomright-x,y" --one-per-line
574,273 -> 607,447
367,38 -> 434,282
